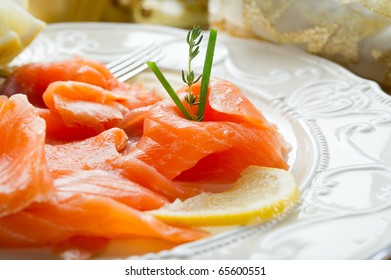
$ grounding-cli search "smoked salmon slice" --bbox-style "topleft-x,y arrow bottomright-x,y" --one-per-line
45,128 -> 128,171
110,153 -> 201,200
42,81 -> 162,134
0,94 -> 53,218
37,108 -> 100,142
39,81 -> 161,141
135,78 -> 289,183
0,58 -> 162,142
42,81 -> 128,132
45,128 -> 200,200
0,192 -> 208,248
52,169 -> 168,211
0,57 -> 120,108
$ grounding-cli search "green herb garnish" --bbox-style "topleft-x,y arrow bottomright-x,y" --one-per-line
146,61 -> 191,120
182,26 -> 203,120
147,26 -> 217,121
197,28 -> 217,121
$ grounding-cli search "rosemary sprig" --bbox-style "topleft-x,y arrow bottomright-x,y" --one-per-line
147,26 -> 217,122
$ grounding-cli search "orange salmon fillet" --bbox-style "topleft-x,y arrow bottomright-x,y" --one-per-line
42,81 -> 128,132
0,192 -> 208,247
45,128 -> 128,171
1,58 -> 162,142
0,57 -> 120,108
135,78 -> 289,183
45,128 -> 199,200
0,95 -> 54,218
52,169 -> 168,211
37,108 -> 100,142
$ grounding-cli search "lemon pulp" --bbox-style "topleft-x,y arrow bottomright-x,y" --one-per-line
149,166 -> 299,227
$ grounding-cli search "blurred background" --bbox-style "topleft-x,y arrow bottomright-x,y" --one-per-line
29,0 -> 209,29
18,0 -> 391,93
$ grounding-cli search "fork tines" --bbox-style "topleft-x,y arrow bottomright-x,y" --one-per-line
107,44 -> 163,82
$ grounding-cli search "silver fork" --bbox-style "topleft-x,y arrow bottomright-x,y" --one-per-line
106,44 -> 163,82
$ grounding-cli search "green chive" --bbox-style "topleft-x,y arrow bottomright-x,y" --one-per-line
146,61 -> 191,120
196,29 -> 217,121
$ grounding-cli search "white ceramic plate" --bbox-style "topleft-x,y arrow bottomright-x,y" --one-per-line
2,23 -> 391,260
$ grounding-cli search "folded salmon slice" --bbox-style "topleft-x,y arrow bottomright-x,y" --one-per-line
0,192 -> 208,247
0,58 -> 162,141
0,57 -> 120,108
42,81 -> 129,132
45,128 -> 199,200
45,128 -> 127,171
49,166 -> 170,259
110,153 -> 201,200
39,80 -> 161,141
135,78 -> 289,183
0,94 -> 54,218
37,108 -> 100,142
53,169 -> 168,211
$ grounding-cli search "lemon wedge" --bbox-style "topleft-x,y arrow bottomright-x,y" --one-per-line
149,166 -> 300,227
0,0 -> 45,64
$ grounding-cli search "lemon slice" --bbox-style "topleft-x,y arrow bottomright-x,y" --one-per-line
0,0 -> 45,64
149,166 -> 300,227
0,22 -> 23,64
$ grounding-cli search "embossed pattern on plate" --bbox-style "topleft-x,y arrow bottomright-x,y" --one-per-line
4,23 -> 391,260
